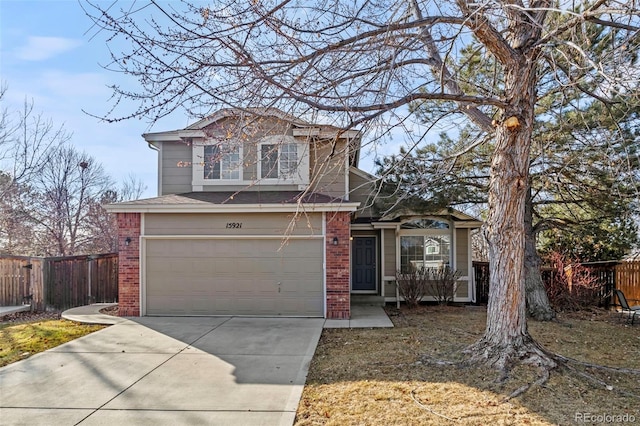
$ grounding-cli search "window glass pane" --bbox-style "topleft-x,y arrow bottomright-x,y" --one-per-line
400,235 -> 451,271
400,236 -> 424,272
425,238 -> 440,255
221,146 -> 241,179
401,219 -> 449,229
280,143 -> 298,177
261,144 -> 278,178
424,235 -> 450,268
205,144 -> 240,180
204,145 -> 220,179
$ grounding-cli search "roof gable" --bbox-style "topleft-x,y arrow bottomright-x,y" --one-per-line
185,108 -> 311,130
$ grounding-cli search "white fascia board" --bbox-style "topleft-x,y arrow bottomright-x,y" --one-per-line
293,128 -> 360,139
142,130 -> 205,142
320,130 -> 360,139
293,128 -> 321,137
453,221 -> 483,229
104,202 -> 361,214
350,223 -> 375,231
349,166 -> 378,181
371,222 -> 401,229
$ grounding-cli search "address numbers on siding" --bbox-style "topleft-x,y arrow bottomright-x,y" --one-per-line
226,222 -> 243,229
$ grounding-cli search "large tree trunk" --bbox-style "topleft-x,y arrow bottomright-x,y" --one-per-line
466,55 -> 555,371
525,188 -> 556,321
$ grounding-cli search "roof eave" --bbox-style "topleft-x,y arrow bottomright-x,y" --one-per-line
142,129 -> 206,142
104,202 -> 361,214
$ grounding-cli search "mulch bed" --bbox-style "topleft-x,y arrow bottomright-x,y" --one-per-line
99,305 -> 119,316
0,305 -> 119,325
1,310 -> 62,325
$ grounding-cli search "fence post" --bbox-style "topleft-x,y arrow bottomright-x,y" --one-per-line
88,256 -> 93,305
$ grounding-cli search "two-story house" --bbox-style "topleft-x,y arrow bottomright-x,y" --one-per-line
105,108 -> 481,319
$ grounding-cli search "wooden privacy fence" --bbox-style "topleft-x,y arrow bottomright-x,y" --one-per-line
0,253 -> 118,311
616,260 -> 640,304
0,256 -> 44,309
472,260 -> 640,307
473,261 -> 490,304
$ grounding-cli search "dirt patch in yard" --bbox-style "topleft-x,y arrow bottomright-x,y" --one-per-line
296,305 -> 640,425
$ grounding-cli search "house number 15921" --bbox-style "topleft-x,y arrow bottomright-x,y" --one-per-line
226,222 -> 242,229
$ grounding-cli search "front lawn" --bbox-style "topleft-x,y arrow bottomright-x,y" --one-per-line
0,318 -> 106,367
296,305 -> 640,425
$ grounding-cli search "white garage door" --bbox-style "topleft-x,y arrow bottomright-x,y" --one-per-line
144,238 -> 324,316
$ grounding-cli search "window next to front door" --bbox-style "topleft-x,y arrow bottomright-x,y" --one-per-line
399,219 -> 452,271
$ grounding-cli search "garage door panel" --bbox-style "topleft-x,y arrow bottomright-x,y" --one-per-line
145,238 -> 323,316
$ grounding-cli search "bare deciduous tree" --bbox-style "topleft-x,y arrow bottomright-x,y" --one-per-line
85,174 -> 147,253
0,83 -> 70,198
24,145 -> 113,256
83,0 -> 640,373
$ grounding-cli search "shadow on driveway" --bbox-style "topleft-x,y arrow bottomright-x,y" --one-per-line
0,315 -> 323,425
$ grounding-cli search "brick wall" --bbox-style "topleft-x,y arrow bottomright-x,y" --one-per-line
325,211 -> 351,319
117,213 -> 141,316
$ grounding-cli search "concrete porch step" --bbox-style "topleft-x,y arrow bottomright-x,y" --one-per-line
351,295 -> 385,306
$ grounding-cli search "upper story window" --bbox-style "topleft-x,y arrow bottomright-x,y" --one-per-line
191,134 -> 310,189
260,142 -> 299,179
204,144 -> 241,180
256,135 -> 309,184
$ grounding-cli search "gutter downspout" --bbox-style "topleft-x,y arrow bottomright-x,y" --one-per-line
147,142 -> 160,196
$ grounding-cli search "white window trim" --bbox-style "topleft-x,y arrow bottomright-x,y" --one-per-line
257,135 -> 309,185
398,227 -> 453,270
192,140 -> 243,186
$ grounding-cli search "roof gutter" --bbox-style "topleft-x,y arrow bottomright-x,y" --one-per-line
104,201 -> 361,214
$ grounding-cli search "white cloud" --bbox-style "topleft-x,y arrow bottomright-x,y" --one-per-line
15,36 -> 82,61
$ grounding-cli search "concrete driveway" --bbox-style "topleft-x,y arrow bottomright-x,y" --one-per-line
0,316 -> 324,425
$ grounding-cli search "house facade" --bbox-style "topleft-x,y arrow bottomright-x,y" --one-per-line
105,109 -> 481,319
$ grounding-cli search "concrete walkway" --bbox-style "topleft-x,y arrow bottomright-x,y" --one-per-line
324,305 -> 394,328
0,305 -> 31,316
1,304 -> 392,425
61,303 -> 128,325
61,303 -> 394,328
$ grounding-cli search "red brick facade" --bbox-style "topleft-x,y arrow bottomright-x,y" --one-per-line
117,213 -> 141,316
325,211 -> 351,319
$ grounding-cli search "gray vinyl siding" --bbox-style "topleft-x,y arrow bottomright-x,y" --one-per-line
145,212 -> 323,236
383,229 -> 396,277
455,228 -> 469,276
383,228 -> 397,298
349,171 -> 376,218
310,139 -> 347,198
384,280 -> 396,299
242,139 -> 258,181
161,142 -> 192,195
455,280 -> 469,298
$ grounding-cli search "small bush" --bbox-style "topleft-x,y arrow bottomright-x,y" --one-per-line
424,266 -> 461,305
395,268 -> 428,308
544,252 -> 602,311
396,266 -> 461,307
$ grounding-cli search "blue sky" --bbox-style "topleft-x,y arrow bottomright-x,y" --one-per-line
0,0 -> 199,198
0,0 -> 393,199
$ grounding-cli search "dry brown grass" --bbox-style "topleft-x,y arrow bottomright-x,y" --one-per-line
296,305 -> 640,425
